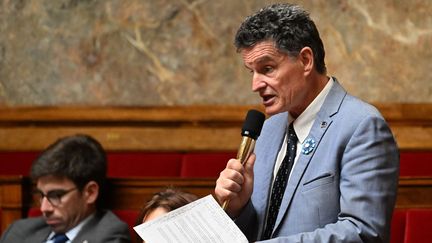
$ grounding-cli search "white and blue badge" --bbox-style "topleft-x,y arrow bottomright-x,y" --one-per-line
302,138 -> 316,155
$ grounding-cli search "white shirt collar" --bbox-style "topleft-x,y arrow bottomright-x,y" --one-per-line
292,77 -> 334,143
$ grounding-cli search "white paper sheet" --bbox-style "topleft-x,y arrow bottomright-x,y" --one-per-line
134,195 -> 248,243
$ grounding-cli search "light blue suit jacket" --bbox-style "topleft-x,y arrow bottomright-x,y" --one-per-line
236,79 -> 399,243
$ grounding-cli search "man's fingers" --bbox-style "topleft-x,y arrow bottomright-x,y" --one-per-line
226,158 -> 245,172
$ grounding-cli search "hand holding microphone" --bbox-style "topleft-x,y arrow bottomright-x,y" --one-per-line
221,109 -> 265,211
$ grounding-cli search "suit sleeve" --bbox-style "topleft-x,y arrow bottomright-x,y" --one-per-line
76,211 -> 132,243
259,115 -> 400,243
235,200 -> 258,241
0,222 -> 17,243
100,222 -> 131,243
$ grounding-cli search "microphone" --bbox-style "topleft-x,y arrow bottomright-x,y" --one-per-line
222,109 -> 265,210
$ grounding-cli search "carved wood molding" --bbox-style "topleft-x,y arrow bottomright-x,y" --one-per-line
0,104 -> 431,151
397,176 -> 432,208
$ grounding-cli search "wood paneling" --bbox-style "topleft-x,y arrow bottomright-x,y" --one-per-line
396,177 -> 432,208
106,177 -> 216,210
0,104 -> 431,151
0,176 -> 30,233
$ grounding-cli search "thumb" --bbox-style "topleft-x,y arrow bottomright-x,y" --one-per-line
244,153 -> 256,175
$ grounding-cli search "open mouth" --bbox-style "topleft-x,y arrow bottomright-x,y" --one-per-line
262,94 -> 275,105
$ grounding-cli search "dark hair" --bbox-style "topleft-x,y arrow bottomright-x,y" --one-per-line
135,188 -> 198,242
30,134 -> 107,208
234,3 -> 326,74
136,188 -> 198,224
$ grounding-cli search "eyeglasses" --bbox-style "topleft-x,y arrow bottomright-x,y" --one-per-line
35,187 -> 77,207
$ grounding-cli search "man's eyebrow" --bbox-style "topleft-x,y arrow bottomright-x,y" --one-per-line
34,188 -> 64,193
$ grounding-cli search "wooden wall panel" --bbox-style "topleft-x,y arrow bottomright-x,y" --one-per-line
0,176 -> 30,233
0,104 -> 431,151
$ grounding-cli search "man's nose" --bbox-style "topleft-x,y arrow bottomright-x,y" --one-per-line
252,73 -> 266,92
40,197 -> 54,212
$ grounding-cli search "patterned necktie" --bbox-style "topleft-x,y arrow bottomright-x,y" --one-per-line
262,123 -> 298,240
53,233 -> 68,243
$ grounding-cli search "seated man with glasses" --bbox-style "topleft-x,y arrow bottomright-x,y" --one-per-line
0,134 -> 131,243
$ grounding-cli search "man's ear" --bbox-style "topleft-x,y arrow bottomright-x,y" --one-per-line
83,181 -> 99,204
299,47 -> 314,76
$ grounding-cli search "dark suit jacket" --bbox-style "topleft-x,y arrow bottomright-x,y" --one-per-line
0,210 -> 131,243
236,79 -> 399,242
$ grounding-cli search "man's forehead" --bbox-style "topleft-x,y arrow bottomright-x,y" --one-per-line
36,175 -> 74,189
241,42 -> 284,66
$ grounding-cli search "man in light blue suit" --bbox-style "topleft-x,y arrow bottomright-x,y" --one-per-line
215,3 -> 399,242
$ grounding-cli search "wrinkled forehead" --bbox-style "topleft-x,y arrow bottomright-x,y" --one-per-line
241,41 -> 285,66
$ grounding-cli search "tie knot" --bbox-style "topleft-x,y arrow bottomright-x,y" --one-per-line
53,233 -> 68,243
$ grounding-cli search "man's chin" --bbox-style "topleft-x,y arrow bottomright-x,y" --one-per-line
263,106 -> 280,116
46,220 -> 65,232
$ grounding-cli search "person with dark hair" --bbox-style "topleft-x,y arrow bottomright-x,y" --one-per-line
137,188 -> 198,224
136,188 -> 198,242
215,3 -> 399,242
0,134 -> 131,243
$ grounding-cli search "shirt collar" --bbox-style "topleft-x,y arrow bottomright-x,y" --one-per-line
292,77 -> 334,143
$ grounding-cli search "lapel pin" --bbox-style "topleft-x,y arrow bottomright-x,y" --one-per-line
302,138 -> 316,155
320,121 -> 327,128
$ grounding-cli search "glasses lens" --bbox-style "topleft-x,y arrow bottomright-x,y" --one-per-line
47,193 -> 62,206
35,188 -> 75,206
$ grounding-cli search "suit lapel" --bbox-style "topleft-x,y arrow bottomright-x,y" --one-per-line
257,113 -> 288,207
253,112 -> 288,238
273,79 -> 347,233
26,226 -> 51,243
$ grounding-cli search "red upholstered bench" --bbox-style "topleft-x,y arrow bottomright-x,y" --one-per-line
0,152 -> 40,175
404,208 -> 432,243
107,152 -> 183,177
27,207 -> 42,217
2,150 -> 431,178
180,151 -> 236,178
390,209 -> 407,243
399,151 -> 432,177
0,151 -> 184,177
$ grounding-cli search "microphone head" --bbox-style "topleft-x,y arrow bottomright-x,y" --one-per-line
241,109 -> 265,139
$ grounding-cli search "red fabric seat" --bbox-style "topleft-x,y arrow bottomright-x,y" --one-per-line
0,152 -> 40,175
107,152 -> 183,177
399,151 -> 432,177
404,208 -> 432,243
390,209 -> 407,243
180,152 -> 236,178
2,150 -> 432,178
27,207 -> 42,217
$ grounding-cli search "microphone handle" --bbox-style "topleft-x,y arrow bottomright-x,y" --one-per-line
222,136 -> 256,210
